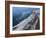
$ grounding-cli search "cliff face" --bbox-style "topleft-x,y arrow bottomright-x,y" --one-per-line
13,13 -> 40,30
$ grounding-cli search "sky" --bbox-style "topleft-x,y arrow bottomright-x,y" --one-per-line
12,7 -> 40,16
